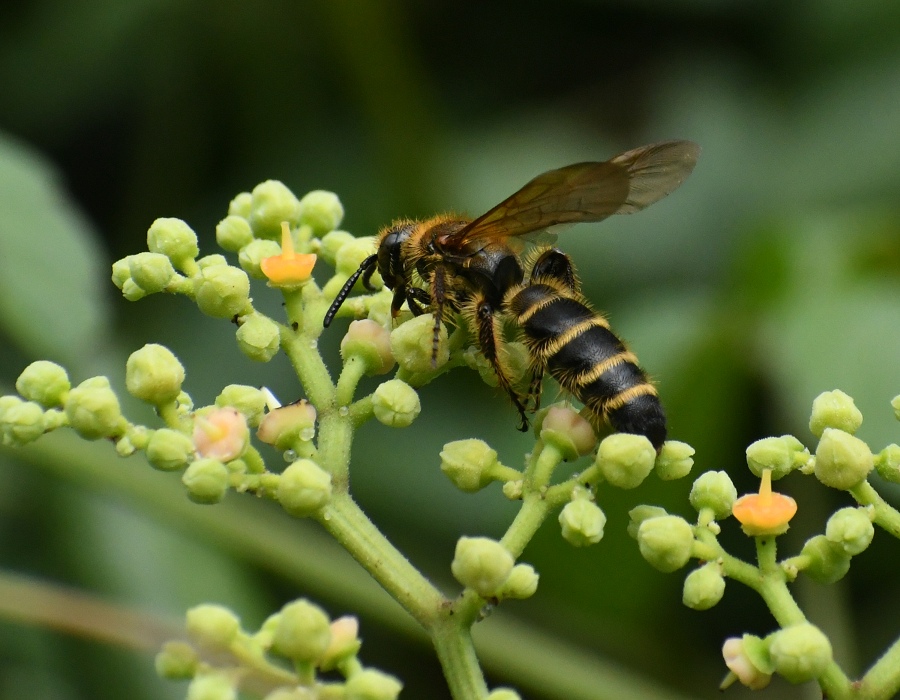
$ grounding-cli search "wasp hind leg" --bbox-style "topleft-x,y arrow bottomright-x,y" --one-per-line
472,295 -> 529,431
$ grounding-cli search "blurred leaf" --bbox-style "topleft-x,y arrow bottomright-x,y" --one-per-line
0,133 -> 109,366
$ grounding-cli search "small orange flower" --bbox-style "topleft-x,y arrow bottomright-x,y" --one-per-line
193,407 -> 249,462
732,469 -> 797,536
260,221 -> 317,286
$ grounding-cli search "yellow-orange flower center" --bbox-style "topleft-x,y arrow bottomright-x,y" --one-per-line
260,221 -> 317,286
732,469 -> 797,536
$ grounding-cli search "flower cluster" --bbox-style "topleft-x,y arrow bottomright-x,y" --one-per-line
155,600 -> 401,700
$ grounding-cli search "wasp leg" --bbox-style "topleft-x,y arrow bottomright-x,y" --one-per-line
526,367 -> 545,412
473,296 -> 529,431
530,248 -> 580,294
406,287 -> 430,317
429,264 -> 449,367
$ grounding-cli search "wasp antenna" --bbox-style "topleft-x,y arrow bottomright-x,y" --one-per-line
323,254 -> 377,328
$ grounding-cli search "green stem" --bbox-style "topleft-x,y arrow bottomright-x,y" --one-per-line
316,492 -> 444,628
850,480 -> 900,539
336,355 -> 367,407
431,618 -> 489,700
857,633 -> 900,699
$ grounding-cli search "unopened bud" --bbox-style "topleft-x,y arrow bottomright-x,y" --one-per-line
498,563 -> 539,600
65,377 -> 124,440
825,507 -> 874,556
689,471 -> 737,520
126,344 -> 185,405
215,385 -> 267,427
298,190 -> 343,235
344,668 -> 403,700
128,252 -> 177,294
195,265 -> 251,319
682,562 -> 726,610
215,215 -> 254,252
147,218 -> 199,269
155,640 -> 198,679
595,433 -> 656,489
248,180 -> 301,240
809,389 -> 863,437
654,440 -> 694,480
277,459 -> 332,517
390,314 -> 449,373
768,623 -> 832,684
558,499 -> 606,547
182,458 -> 230,504
440,439 -> 500,493
539,405 -> 597,460
341,320 -> 395,375
186,604 -> 241,649
372,379 -> 420,428
236,314 -> 281,362
799,535 -> 851,584
271,599 -> 331,663
451,536 -> 514,597
16,361 -> 70,408
637,515 -> 694,572
814,428 -> 873,490
257,400 -> 317,451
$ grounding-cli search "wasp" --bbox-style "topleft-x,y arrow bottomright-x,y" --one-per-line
324,140 -> 700,450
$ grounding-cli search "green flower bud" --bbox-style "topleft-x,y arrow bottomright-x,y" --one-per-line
128,252 -> 177,294
111,257 -> 132,289
689,471 -> 737,520
277,459 -> 332,517
182,458 -> 230,504
298,190 -> 343,235
319,616 -> 362,672
126,344 -> 185,405
768,623 -> 832,684
637,515 -> 694,572
389,314 -> 448,373
195,265 -> 251,319
146,428 -> 195,471
154,640 -> 198,679
215,215 -> 254,253
345,668 -> 403,700
595,433 -> 656,489
186,673 -> 237,700
121,277 -> 148,301
809,389 -> 863,438
65,377 -> 124,440
892,395 -> 900,421
341,320 -> 395,375
248,180 -> 301,240
486,691 -> 522,700
186,604 -> 241,650
228,191 -> 252,218
722,635 -> 772,690
257,401 -> 317,451
238,238 -> 281,279
746,435 -> 808,479
193,408 -> 249,462
271,599 -> 332,663
558,499 -> 606,547
1,400 -> 45,445
334,237 -> 377,277
216,385 -> 267,427
539,405 -> 597,460
147,218 -> 199,269
498,563 -> 539,600
626,505 -> 669,539
451,536 -> 515,597
799,535 -> 851,584
825,507 -> 874,556
654,440 -> 695,480
440,439 -> 500,493
372,379 -> 420,428
318,230 -> 357,267
682,562 -> 726,610
16,361 -> 70,407
814,428 -> 873,490
874,444 -> 900,483
236,314 -> 281,362
198,254 -> 228,269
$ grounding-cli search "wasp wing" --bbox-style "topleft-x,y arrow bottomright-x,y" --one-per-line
453,140 -> 700,248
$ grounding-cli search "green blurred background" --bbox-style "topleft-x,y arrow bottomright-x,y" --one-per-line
1,1 -> 900,699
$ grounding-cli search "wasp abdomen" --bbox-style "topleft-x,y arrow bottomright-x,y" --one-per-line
508,283 -> 666,450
